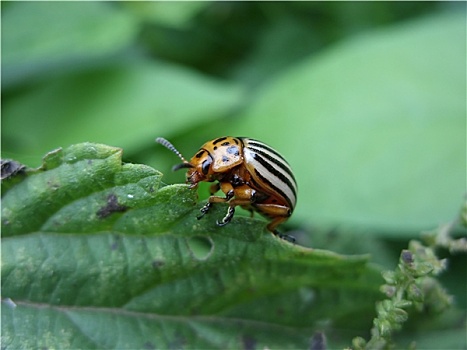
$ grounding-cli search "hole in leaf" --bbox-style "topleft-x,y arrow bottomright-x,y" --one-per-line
187,236 -> 214,260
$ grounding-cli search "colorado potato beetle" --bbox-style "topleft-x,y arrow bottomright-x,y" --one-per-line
156,136 -> 297,242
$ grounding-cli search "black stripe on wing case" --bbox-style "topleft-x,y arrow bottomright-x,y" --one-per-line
248,146 -> 296,185
253,153 -> 297,202
254,168 -> 294,209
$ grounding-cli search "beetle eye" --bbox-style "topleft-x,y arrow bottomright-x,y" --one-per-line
201,159 -> 212,175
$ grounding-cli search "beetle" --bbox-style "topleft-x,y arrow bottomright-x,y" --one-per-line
156,136 -> 297,242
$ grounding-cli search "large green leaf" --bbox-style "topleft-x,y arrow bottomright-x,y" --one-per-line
2,2 -> 138,87
2,2 -> 244,168
2,61 -> 243,167
1,143 -> 382,349
231,12 -> 466,235
123,1 -> 210,28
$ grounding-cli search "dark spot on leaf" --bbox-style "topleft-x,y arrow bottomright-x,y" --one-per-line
111,235 -> 121,250
168,335 -> 186,350
143,341 -> 155,350
47,180 -> 60,190
242,335 -> 256,350
152,260 -> 165,268
310,331 -> 327,350
97,194 -> 128,219
326,227 -> 339,240
1,159 -> 26,180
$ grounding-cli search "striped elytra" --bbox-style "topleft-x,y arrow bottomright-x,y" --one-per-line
241,138 -> 297,210
156,136 -> 297,242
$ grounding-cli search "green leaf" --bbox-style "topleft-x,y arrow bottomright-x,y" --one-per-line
2,2 -> 138,86
407,329 -> 467,350
2,143 -> 382,349
2,61 -> 243,167
123,1 -> 210,28
231,12 -> 465,235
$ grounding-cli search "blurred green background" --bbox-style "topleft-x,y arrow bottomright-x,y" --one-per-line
2,3 -> 465,252
2,2 -> 466,348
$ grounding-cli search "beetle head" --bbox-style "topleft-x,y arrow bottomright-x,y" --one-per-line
156,137 -> 206,187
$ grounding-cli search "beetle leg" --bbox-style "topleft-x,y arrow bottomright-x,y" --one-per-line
246,191 -> 262,217
265,214 -> 290,231
209,189 -> 234,203
273,229 -> 296,243
269,218 -> 295,243
217,206 -> 235,226
216,197 -> 254,226
254,204 -> 295,242
209,183 -> 220,195
197,202 -> 212,220
214,184 -> 257,226
269,218 -> 296,243
255,204 -> 290,223
197,184 -> 234,220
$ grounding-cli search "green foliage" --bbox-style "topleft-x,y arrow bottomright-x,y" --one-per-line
2,2 -> 466,349
2,2 -> 138,86
2,143 -> 383,349
231,12 -> 465,233
353,218 -> 467,350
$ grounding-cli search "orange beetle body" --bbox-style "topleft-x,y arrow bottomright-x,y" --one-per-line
156,136 -> 297,241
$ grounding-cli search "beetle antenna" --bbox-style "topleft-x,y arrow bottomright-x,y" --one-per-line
156,137 -> 190,164
172,163 -> 195,171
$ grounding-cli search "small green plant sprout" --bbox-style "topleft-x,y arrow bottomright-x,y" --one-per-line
352,201 -> 467,350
